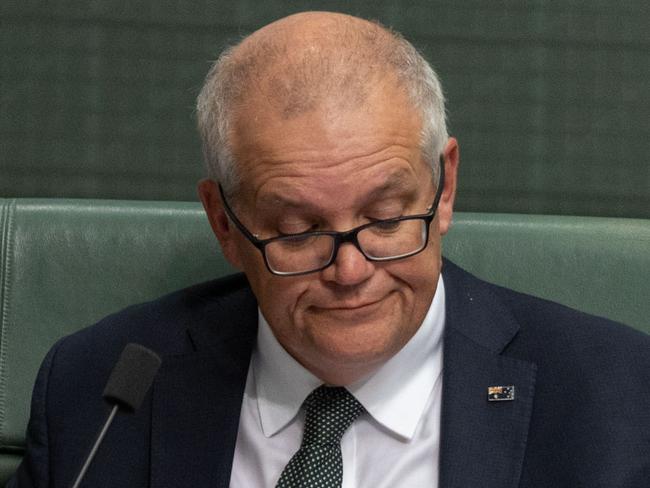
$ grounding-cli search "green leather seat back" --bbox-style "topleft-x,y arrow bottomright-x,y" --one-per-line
0,198 -> 648,483
443,213 -> 650,334
0,199 -> 234,483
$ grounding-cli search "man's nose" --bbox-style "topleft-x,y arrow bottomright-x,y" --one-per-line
321,241 -> 374,285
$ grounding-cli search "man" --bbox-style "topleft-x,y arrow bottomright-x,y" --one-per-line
10,11 -> 650,488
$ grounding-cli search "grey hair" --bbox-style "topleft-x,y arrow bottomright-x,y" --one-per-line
196,19 -> 448,197
196,44 -> 241,195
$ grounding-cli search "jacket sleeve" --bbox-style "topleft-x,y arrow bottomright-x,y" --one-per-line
6,339 -> 65,488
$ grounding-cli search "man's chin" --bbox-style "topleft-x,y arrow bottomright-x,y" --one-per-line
291,293 -> 416,380
302,338 -> 393,385
301,316 -> 406,374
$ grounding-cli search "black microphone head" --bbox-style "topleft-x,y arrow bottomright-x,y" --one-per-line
102,343 -> 162,412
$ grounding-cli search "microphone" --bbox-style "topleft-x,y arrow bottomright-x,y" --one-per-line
70,343 -> 162,488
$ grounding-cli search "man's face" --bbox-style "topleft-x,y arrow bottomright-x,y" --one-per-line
200,82 -> 458,385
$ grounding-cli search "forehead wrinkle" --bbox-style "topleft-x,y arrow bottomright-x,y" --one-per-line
241,138 -> 420,186
254,166 -> 419,214
237,149 -> 416,209
238,125 -> 417,163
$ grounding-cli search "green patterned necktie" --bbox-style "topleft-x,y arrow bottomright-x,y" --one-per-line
275,385 -> 366,488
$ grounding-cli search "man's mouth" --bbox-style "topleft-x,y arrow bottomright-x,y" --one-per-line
310,294 -> 391,313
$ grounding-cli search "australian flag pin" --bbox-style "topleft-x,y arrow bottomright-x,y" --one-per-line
488,385 -> 515,401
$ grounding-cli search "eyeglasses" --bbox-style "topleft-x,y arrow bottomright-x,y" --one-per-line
219,156 -> 445,276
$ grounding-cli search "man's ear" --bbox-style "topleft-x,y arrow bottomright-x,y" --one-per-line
437,137 -> 459,236
197,178 -> 243,269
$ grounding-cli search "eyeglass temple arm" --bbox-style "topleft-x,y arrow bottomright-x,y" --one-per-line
217,184 -> 266,248
430,155 -> 446,212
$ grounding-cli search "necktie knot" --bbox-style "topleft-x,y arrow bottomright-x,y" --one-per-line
302,385 -> 365,445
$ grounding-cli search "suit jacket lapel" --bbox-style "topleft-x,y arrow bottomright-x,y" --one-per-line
150,282 -> 258,488
439,261 -> 537,488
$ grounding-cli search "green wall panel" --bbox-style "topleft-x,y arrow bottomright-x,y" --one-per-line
1,1 -> 649,217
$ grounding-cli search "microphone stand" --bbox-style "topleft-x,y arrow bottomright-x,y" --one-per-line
70,404 -> 119,488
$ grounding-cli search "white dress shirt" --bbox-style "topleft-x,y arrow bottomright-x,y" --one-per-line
230,277 -> 446,487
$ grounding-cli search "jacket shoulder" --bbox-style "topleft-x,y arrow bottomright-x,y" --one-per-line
443,258 -> 650,354
490,277 -> 650,361
55,272 -> 255,367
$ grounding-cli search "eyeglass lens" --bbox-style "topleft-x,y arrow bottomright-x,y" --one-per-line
264,219 -> 428,274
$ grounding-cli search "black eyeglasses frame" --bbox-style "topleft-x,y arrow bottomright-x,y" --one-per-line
218,155 -> 446,276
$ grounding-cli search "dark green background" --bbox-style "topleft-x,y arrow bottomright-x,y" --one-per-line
2,1 -> 649,217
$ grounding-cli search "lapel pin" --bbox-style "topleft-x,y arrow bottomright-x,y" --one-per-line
487,385 -> 515,401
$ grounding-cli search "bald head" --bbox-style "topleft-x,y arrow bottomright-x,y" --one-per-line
228,12 -> 402,117
197,11 -> 447,195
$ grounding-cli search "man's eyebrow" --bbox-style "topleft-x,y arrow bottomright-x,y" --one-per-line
256,192 -> 309,210
364,171 -> 419,202
255,169 -> 420,210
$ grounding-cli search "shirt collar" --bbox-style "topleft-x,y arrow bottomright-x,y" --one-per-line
253,311 -> 321,438
253,277 -> 446,440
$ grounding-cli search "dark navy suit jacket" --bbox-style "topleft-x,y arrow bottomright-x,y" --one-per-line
10,260 -> 650,487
